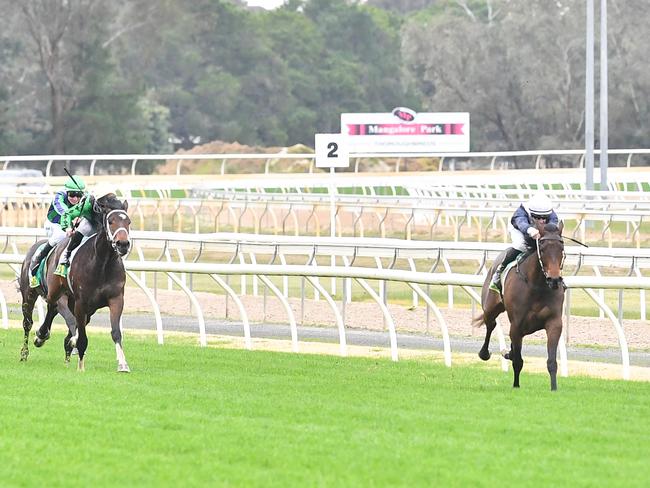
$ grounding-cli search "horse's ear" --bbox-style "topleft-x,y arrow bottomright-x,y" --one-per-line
558,220 -> 564,234
122,200 -> 128,211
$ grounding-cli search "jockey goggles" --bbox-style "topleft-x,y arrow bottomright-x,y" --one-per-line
67,191 -> 84,198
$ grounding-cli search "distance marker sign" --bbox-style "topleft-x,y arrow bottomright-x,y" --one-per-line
315,133 -> 349,168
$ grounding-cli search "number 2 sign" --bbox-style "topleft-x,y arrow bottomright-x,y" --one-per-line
315,133 -> 349,168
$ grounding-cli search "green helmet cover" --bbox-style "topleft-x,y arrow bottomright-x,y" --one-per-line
64,176 -> 86,191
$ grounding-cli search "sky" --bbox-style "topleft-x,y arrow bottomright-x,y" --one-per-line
245,0 -> 286,9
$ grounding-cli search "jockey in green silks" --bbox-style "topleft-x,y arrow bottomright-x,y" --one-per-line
53,189 -> 96,277
29,176 -> 89,286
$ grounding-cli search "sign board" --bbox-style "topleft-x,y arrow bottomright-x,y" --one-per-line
315,133 -> 349,168
341,109 -> 469,153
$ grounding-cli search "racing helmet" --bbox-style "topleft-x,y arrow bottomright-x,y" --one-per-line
526,193 -> 553,219
64,176 -> 86,192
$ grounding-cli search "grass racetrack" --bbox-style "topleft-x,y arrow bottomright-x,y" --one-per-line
1,328 -> 649,487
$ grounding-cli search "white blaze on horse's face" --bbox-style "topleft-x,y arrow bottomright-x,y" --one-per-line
105,209 -> 132,257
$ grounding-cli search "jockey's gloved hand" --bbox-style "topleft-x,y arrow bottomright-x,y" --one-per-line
527,227 -> 540,238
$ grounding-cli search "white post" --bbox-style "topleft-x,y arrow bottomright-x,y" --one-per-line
330,166 -> 336,295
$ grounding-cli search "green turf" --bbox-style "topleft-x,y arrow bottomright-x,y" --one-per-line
1,328 -> 649,487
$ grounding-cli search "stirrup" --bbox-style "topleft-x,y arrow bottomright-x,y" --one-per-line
54,263 -> 69,277
29,275 -> 40,288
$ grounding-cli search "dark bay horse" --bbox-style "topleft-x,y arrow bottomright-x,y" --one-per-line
474,221 -> 565,390
19,193 -> 132,372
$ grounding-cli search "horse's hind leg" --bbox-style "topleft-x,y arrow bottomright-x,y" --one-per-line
477,296 -> 505,361
56,296 -> 77,364
478,316 -> 498,361
33,302 -> 58,348
20,293 -> 38,361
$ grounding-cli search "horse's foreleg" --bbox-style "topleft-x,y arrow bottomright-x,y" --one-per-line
509,335 -> 524,388
546,324 -> 562,391
33,302 -> 58,348
20,295 -> 37,361
73,302 -> 88,372
109,296 -> 130,373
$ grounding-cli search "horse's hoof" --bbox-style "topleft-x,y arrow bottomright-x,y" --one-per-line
501,349 -> 511,360
34,331 -> 50,347
478,350 -> 491,361
20,349 -> 29,361
117,363 -> 131,373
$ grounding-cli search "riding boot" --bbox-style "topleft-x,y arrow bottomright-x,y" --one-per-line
64,231 -> 84,262
30,242 -> 53,275
490,247 -> 522,292
55,232 -> 83,277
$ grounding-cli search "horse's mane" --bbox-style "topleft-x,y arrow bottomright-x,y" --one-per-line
95,193 -> 124,211
91,193 -> 126,231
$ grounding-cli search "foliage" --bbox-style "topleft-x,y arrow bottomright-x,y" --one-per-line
0,0 -> 648,156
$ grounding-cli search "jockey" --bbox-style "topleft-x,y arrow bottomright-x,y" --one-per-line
489,193 -> 559,293
29,176 -> 87,286
53,183 -> 116,277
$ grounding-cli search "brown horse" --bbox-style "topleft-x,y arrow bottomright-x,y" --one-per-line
19,193 -> 132,372
474,221 -> 565,390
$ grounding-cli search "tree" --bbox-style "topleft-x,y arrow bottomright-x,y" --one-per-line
402,0 -> 585,151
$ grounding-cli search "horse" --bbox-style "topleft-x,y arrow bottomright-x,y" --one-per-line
19,193 -> 132,372
473,221 -> 566,390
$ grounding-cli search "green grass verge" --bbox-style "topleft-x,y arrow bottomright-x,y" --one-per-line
1,328 -> 649,487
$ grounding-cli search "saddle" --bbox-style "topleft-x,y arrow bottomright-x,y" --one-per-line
498,248 -> 534,290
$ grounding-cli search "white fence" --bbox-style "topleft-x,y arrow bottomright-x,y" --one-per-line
3,189 -> 650,246
1,233 -> 649,379
2,149 -> 650,177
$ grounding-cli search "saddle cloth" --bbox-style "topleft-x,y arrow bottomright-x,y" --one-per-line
32,243 -> 55,290
499,250 -> 532,289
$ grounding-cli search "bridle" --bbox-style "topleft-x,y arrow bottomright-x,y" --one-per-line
104,208 -> 132,254
536,233 -> 565,285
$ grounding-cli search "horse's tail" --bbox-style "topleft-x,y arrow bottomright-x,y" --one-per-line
472,313 -> 486,328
